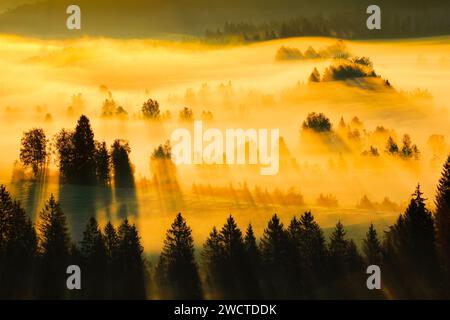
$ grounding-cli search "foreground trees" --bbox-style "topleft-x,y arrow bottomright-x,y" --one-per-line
155,213 -> 202,299
384,185 -> 440,298
37,194 -> 72,299
1,155 -> 450,299
0,186 -> 37,299
435,156 -> 450,295
0,189 -> 148,299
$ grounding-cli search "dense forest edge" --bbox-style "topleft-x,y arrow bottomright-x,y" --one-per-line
0,0 -> 449,40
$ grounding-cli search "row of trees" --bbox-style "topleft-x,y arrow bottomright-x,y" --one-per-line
308,57 -> 378,83
0,188 -> 146,299
19,116 -> 135,187
142,99 -> 213,122
0,151 -> 450,299
1,154 -> 449,299
301,112 -> 422,160
205,9 -> 450,43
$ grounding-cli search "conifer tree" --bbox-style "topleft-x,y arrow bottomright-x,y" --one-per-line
54,129 -> 75,183
244,224 -> 260,263
37,194 -> 72,299
80,217 -> 107,299
363,223 -> 383,266
72,115 -> 97,185
104,222 -> 120,298
155,213 -> 202,299
116,219 -> 146,299
95,141 -> 111,186
328,221 -> 364,298
0,185 -> 37,298
435,156 -> 450,279
328,221 -> 348,275
295,211 -> 328,298
219,215 -> 254,299
202,227 -> 225,299
308,68 -> 321,82
384,185 -> 440,298
242,224 -> 262,298
111,140 -> 135,188
260,214 -> 299,298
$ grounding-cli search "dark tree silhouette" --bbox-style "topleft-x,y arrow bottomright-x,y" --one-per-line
37,194 -> 72,299
363,223 -> 383,266
116,219 -> 147,299
291,211 -> 328,298
384,185 -> 440,298
386,136 -> 399,155
142,98 -> 161,119
308,68 -> 321,83
95,141 -> 111,187
435,155 -> 450,290
20,128 -> 47,178
179,107 -> 194,121
111,139 -> 135,188
302,112 -> 332,133
103,222 -> 120,299
202,227 -> 225,299
80,217 -> 107,299
0,185 -> 37,299
328,221 -> 364,298
260,214 -> 299,298
240,224 -> 262,298
54,128 -> 76,183
218,215 -> 256,299
155,213 -> 202,299
72,115 -> 97,185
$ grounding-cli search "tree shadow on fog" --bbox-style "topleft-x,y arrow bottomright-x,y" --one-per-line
9,166 -> 50,221
150,143 -> 184,213
111,139 -> 139,220
58,184 -> 113,241
114,186 -> 139,220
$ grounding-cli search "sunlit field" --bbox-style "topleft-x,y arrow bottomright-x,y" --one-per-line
1,34 -> 449,252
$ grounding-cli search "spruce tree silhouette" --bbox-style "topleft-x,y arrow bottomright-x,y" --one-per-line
80,217 -> 107,299
217,215 -> 249,299
155,213 -> 202,299
0,185 -> 37,299
384,185 -> 440,298
435,155 -> 450,293
328,221 -> 358,298
202,227 -> 225,299
116,219 -> 147,299
242,224 -> 262,299
260,214 -> 298,299
72,115 -> 97,185
111,140 -> 135,188
37,194 -> 72,299
54,128 -> 75,183
293,211 -> 328,298
103,222 -> 120,299
363,223 -> 383,266
95,141 -> 111,187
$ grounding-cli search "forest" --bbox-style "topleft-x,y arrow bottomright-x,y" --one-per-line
1,0 -> 449,39
0,8 -> 449,299
0,112 -> 449,299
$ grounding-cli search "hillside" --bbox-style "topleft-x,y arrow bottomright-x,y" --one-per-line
0,0 -> 449,38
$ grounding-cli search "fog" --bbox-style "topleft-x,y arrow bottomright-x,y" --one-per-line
0,34 -> 449,251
